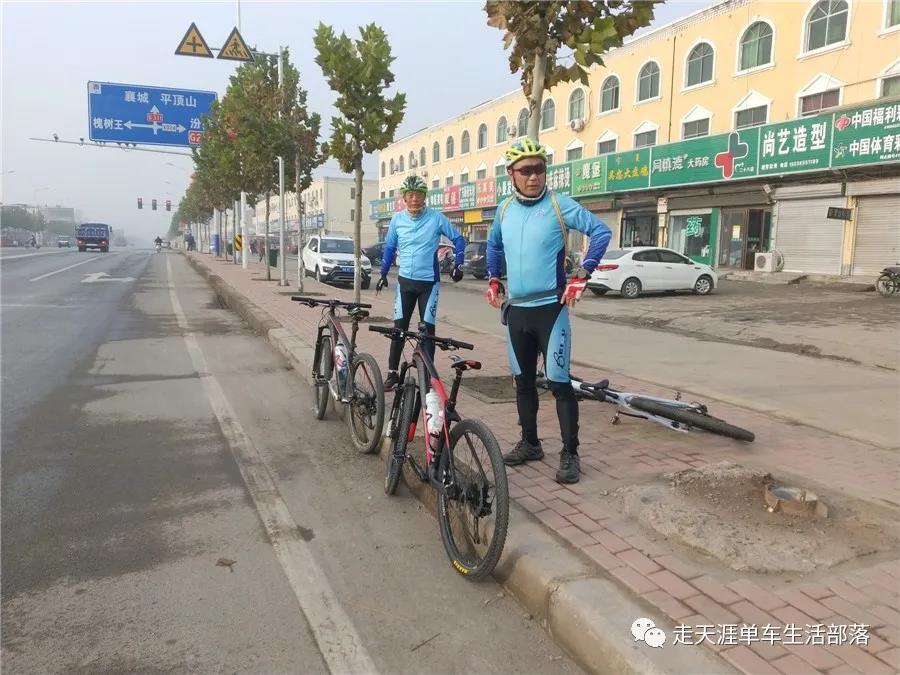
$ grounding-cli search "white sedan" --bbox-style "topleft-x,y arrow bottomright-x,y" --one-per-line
587,247 -> 717,299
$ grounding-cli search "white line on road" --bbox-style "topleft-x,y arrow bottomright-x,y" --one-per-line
165,256 -> 377,675
28,255 -> 109,282
1,251 -> 70,261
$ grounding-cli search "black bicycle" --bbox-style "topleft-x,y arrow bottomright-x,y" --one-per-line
293,296 -> 385,453
370,323 -> 509,580
537,370 -> 754,442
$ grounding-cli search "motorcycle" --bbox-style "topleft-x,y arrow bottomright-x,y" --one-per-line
875,264 -> 900,297
155,243 -> 162,253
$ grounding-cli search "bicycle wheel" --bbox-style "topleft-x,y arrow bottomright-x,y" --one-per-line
385,370 -> 417,495
347,352 -> 385,454
314,334 -> 332,420
629,397 -> 755,442
876,274 -> 898,297
437,419 -> 509,580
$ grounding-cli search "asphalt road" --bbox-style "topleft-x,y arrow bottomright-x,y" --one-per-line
1,250 -> 577,673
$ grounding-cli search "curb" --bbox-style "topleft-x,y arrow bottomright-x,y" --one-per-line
182,252 -> 735,675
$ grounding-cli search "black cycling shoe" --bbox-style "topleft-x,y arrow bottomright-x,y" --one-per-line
383,371 -> 400,392
555,451 -> 581,484
503,439 -> 544,466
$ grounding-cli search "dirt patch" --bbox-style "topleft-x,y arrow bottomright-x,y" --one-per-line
615,461 -> 899,574
460,375 -> 517,403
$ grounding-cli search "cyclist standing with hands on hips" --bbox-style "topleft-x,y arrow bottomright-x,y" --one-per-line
377,175 -> 466,391
485,139 -> 611,484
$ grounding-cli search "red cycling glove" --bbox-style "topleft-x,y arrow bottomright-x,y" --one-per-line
486,277 -> 506,305
561,269 -> 589,304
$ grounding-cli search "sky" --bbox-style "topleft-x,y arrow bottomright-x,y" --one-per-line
1,1 -> 708,243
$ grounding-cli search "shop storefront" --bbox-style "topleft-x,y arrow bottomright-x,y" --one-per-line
667,210 -> 716,265
848,178 -> 900,277
772,183 -> 846,275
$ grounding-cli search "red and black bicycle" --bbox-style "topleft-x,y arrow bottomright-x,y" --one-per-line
370,323 -> 509,580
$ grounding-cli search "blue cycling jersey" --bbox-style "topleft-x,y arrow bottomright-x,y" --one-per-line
380,207 -> 466,282
486,192 -> 611,307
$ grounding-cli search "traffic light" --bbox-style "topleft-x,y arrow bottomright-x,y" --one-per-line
137,197 -> 143,210
166,199 -> 171,212
152,198 -> 157,211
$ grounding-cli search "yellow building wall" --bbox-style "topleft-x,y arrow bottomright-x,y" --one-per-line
379,0 -> 900,196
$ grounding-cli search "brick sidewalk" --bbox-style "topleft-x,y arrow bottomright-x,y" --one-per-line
191,253 -> 899,675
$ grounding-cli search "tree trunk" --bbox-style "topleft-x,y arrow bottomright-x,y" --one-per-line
527,50 -> 547,142
265,192 -> 271,281
224,211 -> 229,260
295,150 -> 305,292
353,158 -> 364,304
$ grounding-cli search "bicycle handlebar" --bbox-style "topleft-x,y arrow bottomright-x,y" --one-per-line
368,325 -> 474,351
291,296 -> 372,310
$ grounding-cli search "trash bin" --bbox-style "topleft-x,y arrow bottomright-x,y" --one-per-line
268,249 -> 279,267
211,233 -> 221,256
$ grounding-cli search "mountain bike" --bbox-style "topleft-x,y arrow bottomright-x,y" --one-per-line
370,323 -> 509,580
292,296 -> 385,453
537,370 -> 755,442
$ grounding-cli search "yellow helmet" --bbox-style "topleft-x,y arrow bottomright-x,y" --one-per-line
505,138 -> 548,168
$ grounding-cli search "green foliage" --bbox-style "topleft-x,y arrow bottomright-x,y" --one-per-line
0,205 -> 45,231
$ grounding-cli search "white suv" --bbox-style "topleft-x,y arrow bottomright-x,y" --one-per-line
302,235 -> 372,289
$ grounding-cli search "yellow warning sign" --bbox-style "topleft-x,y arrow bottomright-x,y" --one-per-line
233,234 -> 243,251
218,27 -> 253,62
175,22 -> 213,58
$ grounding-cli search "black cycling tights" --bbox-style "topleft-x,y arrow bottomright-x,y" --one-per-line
506,302 -> 579,454
388,277 -> 438,371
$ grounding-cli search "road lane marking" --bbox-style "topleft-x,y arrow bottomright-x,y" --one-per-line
1,251 -> 72,260
165,256 -> 377,675
0,303 -> 80,309
28,255 -> 109,282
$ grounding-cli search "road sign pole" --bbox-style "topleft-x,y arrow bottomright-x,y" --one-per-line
240,192 -> 248,269
278,156 -> 287,286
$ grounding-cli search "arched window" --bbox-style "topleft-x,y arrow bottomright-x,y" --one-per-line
496,116 -> 508,143
739,22 -> 773,71
432,141 -> 440,163
419,147 -> 426,167
446,136 -> 455,159
381,161 -> 386,177
409,151 -> 415,168
516,108 -> 529,136
600,76 -> 620,112
540,99 -> 556,130
389,158 -> 395,173
461,130 -> 470,154
805,0 -> 849,51
398,155 -> 404,172
637,62 -> 660,101
568,88 -> 585,122
477,123 -> 488,149
685,43 -> 714,87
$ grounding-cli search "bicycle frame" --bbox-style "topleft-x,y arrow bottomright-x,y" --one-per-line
312,309 -> 361,402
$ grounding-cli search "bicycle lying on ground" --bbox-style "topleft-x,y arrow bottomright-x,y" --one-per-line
292,296 -> 385,453
537,370 -> 755,442
370,323 -> 509,580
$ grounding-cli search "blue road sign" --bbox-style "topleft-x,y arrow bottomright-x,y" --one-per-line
87,81 -> 217,148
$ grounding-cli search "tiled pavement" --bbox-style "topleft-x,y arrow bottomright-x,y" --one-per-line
190,253 -> 899,675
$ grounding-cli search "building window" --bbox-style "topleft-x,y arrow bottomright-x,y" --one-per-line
399,156 -> 404,172
566,146 -> 583,161
495,163 -> 506,177
460,170 -> 469,184
889,0 -> 900,27
388,189 -> 395,198
545,152 -> 554,165
409,151 -> 415,168
381,162 -> 386,177
682,118 -> 710,139
432,141 -> 440,163
669,213 -> 712,260
477,124 -> 488,150
805,0 -> 849,52
350,209 -> 355,221
634,129 -> 657,148
350,186 -> 356,199
637,62 -> 660,101
540,99 -> 556,130
596,138 -> 617,155
380,191 -> 385,199
476,167 -> 487,179
517,108 -> 529,136
739,22 -> 773,71
496,117 -> 508,143
685,43 -> 714,87
389,158 -> 395,173
800,88 -> 840,115
568,89 -> 585,122
432,178 -> 440,188
446,136 -> 455,159
882,75 -> 900,97
461,130 -> 470,154
735,105 -> 768,128
600,76 -> 620,112
420,147 -> 426,167
445,176 -> 453,187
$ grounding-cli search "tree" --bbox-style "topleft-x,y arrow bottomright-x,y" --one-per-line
314,22 -> 406,301
485,1 -> 657,141
0,205 -> 44,231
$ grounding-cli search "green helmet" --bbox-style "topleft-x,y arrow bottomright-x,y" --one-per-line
400,175 -> 428,195
505,138 -> 548,168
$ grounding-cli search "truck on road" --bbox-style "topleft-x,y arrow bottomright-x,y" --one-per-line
76,223 -> 112,252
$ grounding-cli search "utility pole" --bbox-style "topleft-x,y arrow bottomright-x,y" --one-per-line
277,47 -> 287,286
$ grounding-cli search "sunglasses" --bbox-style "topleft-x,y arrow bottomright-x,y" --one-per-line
512,164 -> 547,177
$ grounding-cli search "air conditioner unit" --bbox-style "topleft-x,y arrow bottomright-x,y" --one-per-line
570,118 -> 586,132
754,250 -> 784,272
508,127 -> 518,139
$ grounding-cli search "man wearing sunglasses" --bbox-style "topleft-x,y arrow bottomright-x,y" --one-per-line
485,139 -> 611,484
378,174 -> 466,391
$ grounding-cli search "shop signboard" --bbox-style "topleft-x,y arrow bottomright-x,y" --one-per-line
443,184 -> 461,211
571,157 -> 608,196
650,129 -> 759,187
475,178 -> 496,207
757,117 -> 832,176
830,100 -> 900,168
606,150 -> 651,191
459,181 -> 477,210
426,188 -> 445,210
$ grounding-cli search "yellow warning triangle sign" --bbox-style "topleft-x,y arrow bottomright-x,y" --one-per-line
218,27 -> 253,62
175,22 -> 213,58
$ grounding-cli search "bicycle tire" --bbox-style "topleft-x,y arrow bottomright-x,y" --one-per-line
628,397 -> 755,442
876,274 -> 898,297
314,334 -> 333,420
385,370 -> 417,495
347,352 -> 385,454
437,419 -> 509,580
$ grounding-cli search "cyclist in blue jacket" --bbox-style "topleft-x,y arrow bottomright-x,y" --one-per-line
378,175 -> 466,391
485,139 -> 611,484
